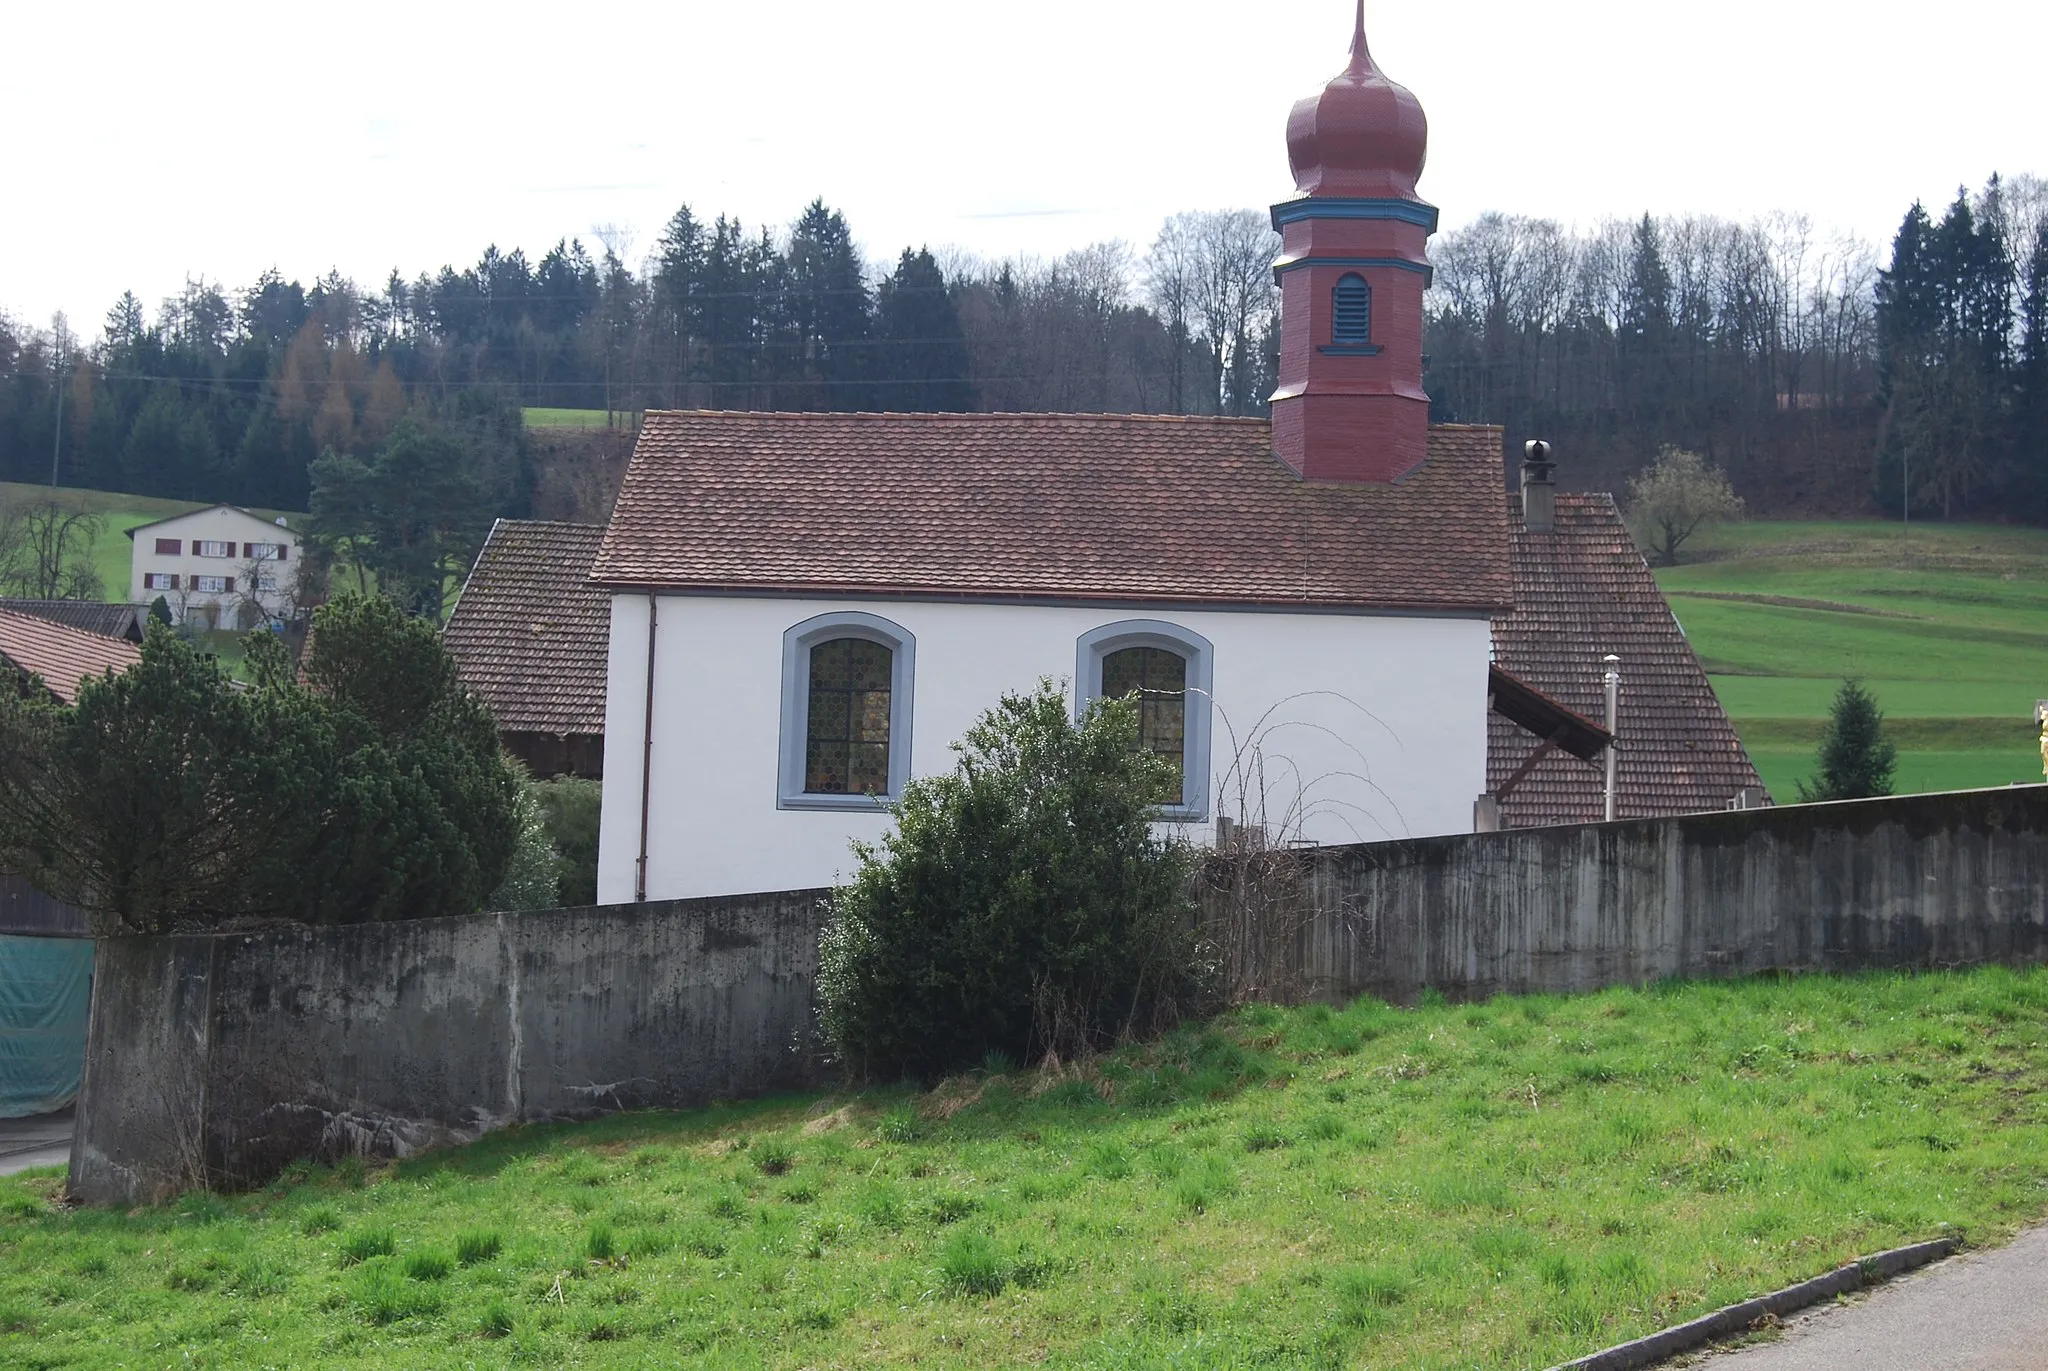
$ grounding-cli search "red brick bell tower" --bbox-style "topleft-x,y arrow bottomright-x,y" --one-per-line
1270,1 -> 1436,483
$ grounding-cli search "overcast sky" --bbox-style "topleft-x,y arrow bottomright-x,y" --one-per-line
5,0 -> 2041,330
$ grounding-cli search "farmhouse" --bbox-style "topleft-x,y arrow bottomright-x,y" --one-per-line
125,503 -> 300,630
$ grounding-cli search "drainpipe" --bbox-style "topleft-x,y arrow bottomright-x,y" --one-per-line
635,594 -> 658,902
1602,654 -> 1621,822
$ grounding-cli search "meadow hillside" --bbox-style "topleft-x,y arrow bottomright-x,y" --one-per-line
4,970 -> 2046,1369
1655,520 -> 2048,801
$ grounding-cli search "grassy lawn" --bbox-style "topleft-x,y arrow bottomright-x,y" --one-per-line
1655,520 -> 2048,799
8,968 -> 2048,1368
0,480 -> 300,604
524,407 -> 632,429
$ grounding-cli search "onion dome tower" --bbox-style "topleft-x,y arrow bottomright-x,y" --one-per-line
1269,1 -> 1437,483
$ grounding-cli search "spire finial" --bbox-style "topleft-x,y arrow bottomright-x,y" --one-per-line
1349,0 -> 1372,72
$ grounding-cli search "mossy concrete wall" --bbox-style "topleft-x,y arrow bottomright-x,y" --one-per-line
1200,787 -> 2048,1005
70,891 -> 828,1206
68,787 -> 2048,1205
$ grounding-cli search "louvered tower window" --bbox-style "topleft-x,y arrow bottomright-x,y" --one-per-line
1332,273 -> 1371,346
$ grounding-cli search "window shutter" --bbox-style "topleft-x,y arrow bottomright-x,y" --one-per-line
277,544 -> 288,562
155,538 -> 180,555
242,542 -> 253,558
169,575 -> 179,590
225,577 -> 235,593
1332,274 -> 1371,345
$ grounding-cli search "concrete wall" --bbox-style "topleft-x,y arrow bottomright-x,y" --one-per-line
1201,786 -> 2048,1005
70,786 -> 2048,1205
598,592 -> 1493,901
71,889 -> 827,1206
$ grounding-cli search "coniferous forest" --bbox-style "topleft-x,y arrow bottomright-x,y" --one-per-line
0,177 -> 2043,526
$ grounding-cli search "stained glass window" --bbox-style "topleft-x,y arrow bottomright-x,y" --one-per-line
1101,646 -> 1187,804
805,637 -> 893,795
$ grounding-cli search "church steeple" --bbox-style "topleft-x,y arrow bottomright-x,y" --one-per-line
1269,3 -> 1437,483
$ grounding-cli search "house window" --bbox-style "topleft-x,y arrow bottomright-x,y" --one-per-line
254,573 -> 279,594
244,542 -> 285,561
154,538 -> 181,555
1101,646 -> 1190,804
778,611 -> 915,810
1332,273 -> 1371,346
1076,620 -> 1214,822
196,540 -> 233,558
143,573 -> 178,591
192,575 -> 228,594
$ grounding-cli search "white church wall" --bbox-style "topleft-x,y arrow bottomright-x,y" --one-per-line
596,593 -> 1492,903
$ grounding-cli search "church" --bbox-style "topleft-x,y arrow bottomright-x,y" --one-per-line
591,10 -> 1531,901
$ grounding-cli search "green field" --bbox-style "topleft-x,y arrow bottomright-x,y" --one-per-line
1655,520 -> 2048,800
524,407 -> 633,429
6,969 -> 2048,1368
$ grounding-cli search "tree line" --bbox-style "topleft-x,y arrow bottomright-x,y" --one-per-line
0,176 -> 2042,531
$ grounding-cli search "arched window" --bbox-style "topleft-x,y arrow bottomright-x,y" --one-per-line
779,612 -> 915,809
1332,273 -> 1371,346
1076,620 -> 1214,822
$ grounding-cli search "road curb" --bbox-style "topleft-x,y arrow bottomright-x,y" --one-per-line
1547,1237 -> 1959,1371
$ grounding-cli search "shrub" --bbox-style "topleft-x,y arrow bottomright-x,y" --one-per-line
534,777 -> 602,905
488,767 -> 561,911
818,680 -> 1204,1080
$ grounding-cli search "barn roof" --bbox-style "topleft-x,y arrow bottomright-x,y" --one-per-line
1488,492 -> 1765,825
443,520 -> 609,737
593,412 -> 1513,613
0,607 -> 143,705
0,599 -> 144,642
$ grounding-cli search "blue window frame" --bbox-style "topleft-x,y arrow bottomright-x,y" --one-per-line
778,611 -> 915,810
1075,620 -> 1213,823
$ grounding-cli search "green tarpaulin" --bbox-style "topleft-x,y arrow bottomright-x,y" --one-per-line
0,935 -> 92,1117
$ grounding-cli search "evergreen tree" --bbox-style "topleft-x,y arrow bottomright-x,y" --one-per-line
2014,225 -> 2048,519
873,247 -> 975,412
781,200 -> 872,410
1796,680 -> 1897,803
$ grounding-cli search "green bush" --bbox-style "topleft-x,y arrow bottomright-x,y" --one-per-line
533,777 -> 601,906
818,680 -> 1204,1080
0,594 -> 520,933
488,768 -> 561,911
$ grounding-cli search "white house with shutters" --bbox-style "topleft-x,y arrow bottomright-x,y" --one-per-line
126,504 -> 301,630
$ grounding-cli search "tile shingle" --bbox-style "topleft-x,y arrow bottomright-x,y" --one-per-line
592,412 -> 1514,611
1488,493 -> 1765,825
443,520 -> 609,736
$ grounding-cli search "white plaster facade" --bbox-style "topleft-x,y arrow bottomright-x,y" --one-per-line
596,593 -> 1491,902
127,505 -> 301,628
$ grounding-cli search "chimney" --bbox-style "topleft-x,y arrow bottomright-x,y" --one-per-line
1520,439 -> 1556,533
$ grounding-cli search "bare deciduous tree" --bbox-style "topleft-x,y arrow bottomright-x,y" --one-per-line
0,496 -> 104,600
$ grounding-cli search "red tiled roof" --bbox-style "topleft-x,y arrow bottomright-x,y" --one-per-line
592,412 -> 1514,612
1488,493 -> 1765,826
0,607 -> 143,705
444,520 -> 609,736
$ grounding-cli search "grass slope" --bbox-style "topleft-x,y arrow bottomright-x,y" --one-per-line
524,408 -> 630,429
7,969 -> 2048,1369
1655,520 -> 2048,799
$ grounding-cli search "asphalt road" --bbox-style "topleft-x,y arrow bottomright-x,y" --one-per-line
0,1108 -> 72,1177
1705,1224 -> 2048,1370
